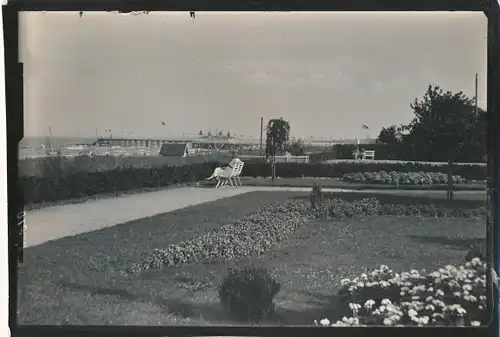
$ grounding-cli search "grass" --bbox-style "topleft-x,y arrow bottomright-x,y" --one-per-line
18,191 -> 485,325
236,177 -> 486,191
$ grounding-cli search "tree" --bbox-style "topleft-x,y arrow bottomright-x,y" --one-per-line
226,131 -> 231,138
199,130 -> 204,136
405,85 -> 478,200
265,118 -> 291,181
377,125 -> 400,144
286,138 -> 305,156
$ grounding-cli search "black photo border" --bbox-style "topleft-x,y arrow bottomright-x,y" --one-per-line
4,1 -> 500,337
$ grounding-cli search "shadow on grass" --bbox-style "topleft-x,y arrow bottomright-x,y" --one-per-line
56,279 -> 346,325
271,294 -> 349,326
407,235 -> 485,249
57,280 -> 230,322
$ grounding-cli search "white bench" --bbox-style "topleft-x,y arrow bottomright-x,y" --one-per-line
219,162 -> 244,188
232,161 -> 245,187
363,150 -> 375,160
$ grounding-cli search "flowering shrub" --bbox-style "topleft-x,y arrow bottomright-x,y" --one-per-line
308,197 -> 485,220
314,258 -> 487,326
126,197 -> 484,274
342,171 -> 467,185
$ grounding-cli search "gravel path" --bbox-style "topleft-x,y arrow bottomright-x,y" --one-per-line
24,186 -> 485,248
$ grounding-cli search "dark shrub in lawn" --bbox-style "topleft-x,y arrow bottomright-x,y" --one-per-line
219,266 -> 281,322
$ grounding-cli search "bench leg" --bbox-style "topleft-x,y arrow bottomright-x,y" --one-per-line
228,177 -> 235,187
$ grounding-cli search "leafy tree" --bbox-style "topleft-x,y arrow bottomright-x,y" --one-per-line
286,138 -> 306,156
199,130 -> 204,136
227,131 -> 231,138
404,85 -> 479,200
265,118 -> 291,180
377,125 -> 400,144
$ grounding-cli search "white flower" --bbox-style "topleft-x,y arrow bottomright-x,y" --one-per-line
408,309 -> 418,317
320,318 -> 330,326
383,318 -> 393,326
381,299 -> 392,305
453,291 -> 461,297
471,321 -> 481,326
364,299 -> 376,308
419,316 -> 430,325
435,289 -> 445,297
340,278 -> 351,286
425,304 -> 435,311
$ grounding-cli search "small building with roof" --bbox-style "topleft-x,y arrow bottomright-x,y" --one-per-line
159,142 -> 192,157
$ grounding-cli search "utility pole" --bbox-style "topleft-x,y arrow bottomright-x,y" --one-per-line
474,73 -> 479,118
259,117 -> 264,157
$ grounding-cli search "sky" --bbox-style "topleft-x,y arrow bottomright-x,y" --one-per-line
20,11 -> 487,140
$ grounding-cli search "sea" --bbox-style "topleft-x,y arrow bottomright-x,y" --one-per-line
18,136 -> 160,159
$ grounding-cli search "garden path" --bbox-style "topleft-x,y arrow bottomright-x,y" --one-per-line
24,186 -> 484,248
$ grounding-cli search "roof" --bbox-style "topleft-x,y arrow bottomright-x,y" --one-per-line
159,143 -> 188,156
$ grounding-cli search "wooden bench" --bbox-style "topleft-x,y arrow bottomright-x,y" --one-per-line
363,150 -> 375,160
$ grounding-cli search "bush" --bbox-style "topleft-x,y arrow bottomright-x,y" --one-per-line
127,197 -> 485,274
21,162 -> 218,205
342,171 -> 467,185
241,162 -> 485,181
316,258 -> 487,326
219,266 -> 281,322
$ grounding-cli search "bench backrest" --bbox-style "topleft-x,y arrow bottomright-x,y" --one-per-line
364,150 -> 375,159
232,162 -> 244,177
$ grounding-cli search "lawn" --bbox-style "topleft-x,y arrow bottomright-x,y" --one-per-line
18,190 -> 485,326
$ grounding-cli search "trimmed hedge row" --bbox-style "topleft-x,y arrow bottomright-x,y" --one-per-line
241,162 -> 486,181
20,161 -> 487,205
21,162 -> 218,205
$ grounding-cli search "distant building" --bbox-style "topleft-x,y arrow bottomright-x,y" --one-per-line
159,142 -> 192,157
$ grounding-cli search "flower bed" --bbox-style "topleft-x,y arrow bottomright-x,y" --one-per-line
342,171 -> 467,185
127,198 -> 485,274
125,203 -> 308,274
315,258 -> 487,326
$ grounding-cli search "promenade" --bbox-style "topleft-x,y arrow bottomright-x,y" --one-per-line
24,186 -> 484,248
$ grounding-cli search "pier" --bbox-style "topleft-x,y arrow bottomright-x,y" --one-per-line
94,137 -> 261,151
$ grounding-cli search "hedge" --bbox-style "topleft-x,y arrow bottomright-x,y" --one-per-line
241,162 -> 486,181
21,162 -> 218,205
20,161 -> 487,205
